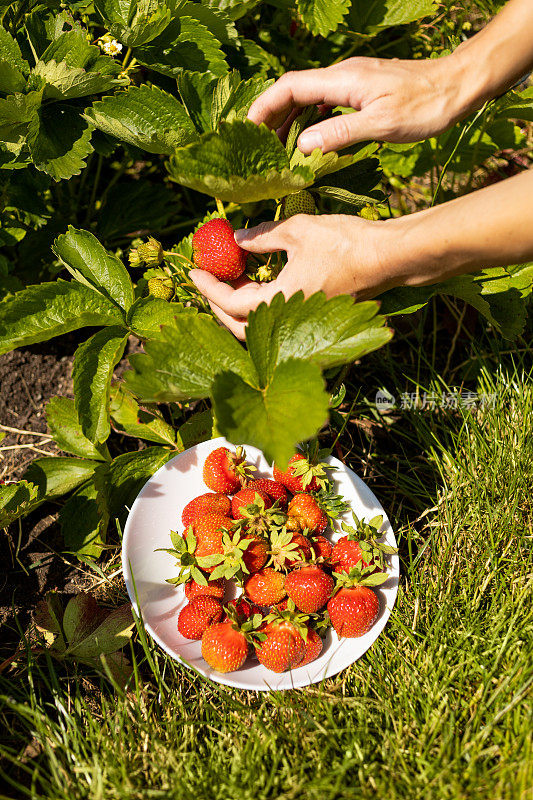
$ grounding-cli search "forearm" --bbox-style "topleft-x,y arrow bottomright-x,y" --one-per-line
448,0 -> 533,121
382,171 -> 533,289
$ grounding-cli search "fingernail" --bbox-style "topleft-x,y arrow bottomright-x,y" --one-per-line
298,130 -> 323,153
234,229 -> 249,244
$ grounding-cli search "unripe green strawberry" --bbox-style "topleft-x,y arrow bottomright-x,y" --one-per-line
147,278 -> 173,301
137,237 -> 164,266
192,218 -> 247,281
283,190 -> 316,218
359,205 -> 380,221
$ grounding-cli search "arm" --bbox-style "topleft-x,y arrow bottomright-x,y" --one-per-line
190,171 -> 533,339
247,0 -> 533,154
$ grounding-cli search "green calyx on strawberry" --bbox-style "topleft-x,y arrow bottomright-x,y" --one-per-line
198,529 -> 253,584
283,190 -> 316,218
332,562 -> 390,590
192,218 -> 248,281
158,528 -> 211,587
312,485 -> 350,523
333,512 -> 397,573
267,527 -> 312,571
147,277 -> 174,301
273,443 -> 334,493
233,494 -> 287,538
203,445 -> 256,494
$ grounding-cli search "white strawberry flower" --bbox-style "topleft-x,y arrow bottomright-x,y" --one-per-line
97,34 -> 123,57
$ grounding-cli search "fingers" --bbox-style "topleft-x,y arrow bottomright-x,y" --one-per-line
208,301 -> 247,341
189,270 -> 279,318
234,220 -> 294,255
297,109 -> 375,154
247,69 -> 329,130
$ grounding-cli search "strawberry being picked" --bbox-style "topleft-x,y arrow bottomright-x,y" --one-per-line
192,218 -> 247,281
203,446 -> 255,494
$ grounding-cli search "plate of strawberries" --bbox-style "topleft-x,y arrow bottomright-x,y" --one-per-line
122,436 -> 399,691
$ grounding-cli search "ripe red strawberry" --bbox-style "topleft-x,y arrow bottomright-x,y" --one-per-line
192,218 -> 247,280
327,586 -> 380,638
231,488 -> 272,520
299,627 -> 323,667
273,453 -> 329,493
203,446 -> 254,494
177,596 -> 223,640
244,567 -> 286,606
201,620 -> 250,673
255,619 -> 305,672
225,596 -> 262,622
331,537 -> 373,574
311,535 -> 332,560
246,479 -> 288,509
286,494 -> 327,534
181,493 -> 231,529
285,565 -> 334,613
192,513 -> 233,572
184,577 -> 226,601
272,598 -> 289,612
242,534 -> 268,574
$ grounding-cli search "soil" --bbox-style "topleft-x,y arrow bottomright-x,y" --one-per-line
0,333 -> 139,651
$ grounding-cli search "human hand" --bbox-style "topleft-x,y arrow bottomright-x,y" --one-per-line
247,54 -> 474,154
189,214 -> 399,339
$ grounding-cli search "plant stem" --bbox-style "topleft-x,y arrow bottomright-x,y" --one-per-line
85,154 -> 104,224
215,198 -> 226,217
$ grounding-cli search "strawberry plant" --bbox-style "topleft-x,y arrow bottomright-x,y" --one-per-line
0,0 -> 531,566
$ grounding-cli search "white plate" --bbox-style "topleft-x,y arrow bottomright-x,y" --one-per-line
122,436 -> 399,691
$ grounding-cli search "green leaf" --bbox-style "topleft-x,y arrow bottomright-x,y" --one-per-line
27,104 -> 94,181
40,29 -> 122,75
0,26 -> 26,72
0,60 -> 26,93
104,447 -> 174,518
202,0 -> 261,21
133,14 -> 228,78
110,384 -> 177,445
0,280 -> 125,356
0,92 -> 41,144
23,457 -> 99,500
52,227 -> 134,311
47,397 -> 108,461
313,155 -> 382,197
85,84 -> 197,154
127,296 -> 182,338
96,180 -> 176,240
178,70 -> 218,133
347,0 -> 437,33
212,359 -> 329,466
167,120 -> 314,202
73,328 -> 129,444
67,603 -> 134,658
297,0 -> 350,37
177,408 -> 213,450
245,292 -> 393,383
95,0 -> 172,46
35,592 -> 66,651
59,480 -> 108,558
63,594 -> 103,648
380,263 -> 533,340
125,308 -> 256,401
494,87 -> 533,122
0,481 -> 40,528
33,59 -> 124,101
178,1 -> 238,45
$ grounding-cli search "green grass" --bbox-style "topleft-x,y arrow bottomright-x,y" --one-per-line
1,313 -> 532,800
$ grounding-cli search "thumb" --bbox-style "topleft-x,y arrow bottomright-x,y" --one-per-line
297,110 -> 374,154
234,219 -> 293,254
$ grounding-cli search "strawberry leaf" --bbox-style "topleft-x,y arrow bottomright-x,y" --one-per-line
110,384 -> 178,446
0,280 -> 125,356
0,481 -> 40,529
212,359 -> 329,467
47,397 -> 109,461
59,480 -> 108,559
245,292 -> 393,383
53,227 -> 134,312
297,0 -> 350,37
66,603 -> 134,659
347,0 -> 437,33
33,59 -> 125,101
85,84 -> 197,155
73,327 -> 129,444
27,103 -> 94,181
23,457 -> 99,501
167,120 -> 314,202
